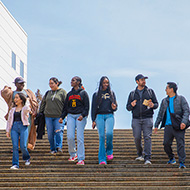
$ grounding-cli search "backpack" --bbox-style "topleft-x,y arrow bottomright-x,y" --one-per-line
130,88 -> 153,100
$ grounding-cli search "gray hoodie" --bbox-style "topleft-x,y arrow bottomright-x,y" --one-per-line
154,94 -> 190,128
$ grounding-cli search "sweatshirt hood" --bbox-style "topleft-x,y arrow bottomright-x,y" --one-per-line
71,87 -> 83,93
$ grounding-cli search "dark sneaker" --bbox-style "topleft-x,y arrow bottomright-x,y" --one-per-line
56,148 -> 63,154
167,158 -> 176,165
179,162 -> 186,169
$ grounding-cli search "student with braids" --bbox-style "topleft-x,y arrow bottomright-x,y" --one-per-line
91,76 -> 117,165
39,77 -> 67,155
59,76 -> 89,165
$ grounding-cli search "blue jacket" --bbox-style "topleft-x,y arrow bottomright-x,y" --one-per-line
154,94 -> 190,128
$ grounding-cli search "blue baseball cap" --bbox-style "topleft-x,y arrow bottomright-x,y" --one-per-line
135,74 -> 148,81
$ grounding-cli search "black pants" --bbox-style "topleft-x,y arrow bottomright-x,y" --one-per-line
163,126 -> 186,163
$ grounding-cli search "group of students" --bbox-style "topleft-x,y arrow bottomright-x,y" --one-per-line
2,75 -> 117,169
1,74 -> 189,170
126,74 -> 190,169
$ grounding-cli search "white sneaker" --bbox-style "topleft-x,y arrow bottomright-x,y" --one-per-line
144,160 -> 152,165
25,160 -> 30,166
50,151 -> 56,155
135,156 -> 144,161
10,165 -> 19,170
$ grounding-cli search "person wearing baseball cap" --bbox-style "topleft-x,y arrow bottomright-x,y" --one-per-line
13,77 -> 26,84
1,76 -> 38,151
135,74 -> 148,81
13,77 -> 27,99
126,74 -> 158,165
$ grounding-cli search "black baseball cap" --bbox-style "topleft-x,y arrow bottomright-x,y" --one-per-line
135,74 -> 148,81
13,77 -> 25,84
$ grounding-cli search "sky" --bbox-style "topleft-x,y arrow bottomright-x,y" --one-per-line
2,0 -> 190,129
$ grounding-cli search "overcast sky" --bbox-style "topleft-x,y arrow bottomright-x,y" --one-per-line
2,0 -> 190,129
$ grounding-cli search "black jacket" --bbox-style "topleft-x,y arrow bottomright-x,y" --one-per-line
61,87 -> 89,119
91,90 -> 117,122
35,113 -> 45,139
126,86 -> 158,119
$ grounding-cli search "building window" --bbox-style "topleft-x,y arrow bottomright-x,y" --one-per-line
20,61 -> 24,77
12,51 -> 16,70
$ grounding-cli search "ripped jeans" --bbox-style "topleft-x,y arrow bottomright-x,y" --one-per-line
45,117 -> 65,151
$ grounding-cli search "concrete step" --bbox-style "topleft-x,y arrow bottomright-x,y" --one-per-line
0,129 -> 189,189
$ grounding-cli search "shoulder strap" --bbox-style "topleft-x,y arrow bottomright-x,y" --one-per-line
168,102 -> 171,114
44,90 -> 49,99
178,95 -> 183,110
131,90 -> 135,100
147,88 -> 153,99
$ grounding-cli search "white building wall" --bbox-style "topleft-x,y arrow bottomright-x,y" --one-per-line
0,1 -> 27,129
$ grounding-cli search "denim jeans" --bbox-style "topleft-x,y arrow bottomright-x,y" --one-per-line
11,121 -> 30,167
96,114 -> 114,164
67,114 -> 87,161
45,117 -> 65,151
132,118 -> 153,161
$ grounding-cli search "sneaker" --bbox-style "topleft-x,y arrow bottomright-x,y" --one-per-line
179,162 -> 186,169
68,155 -> 78,161
107,154 -> 114,160
76,160 -> 85,165
10,165 -> 19,170
99,161 -> 107,165
56,148 -> 63,154
144,160 -> 152,165
167,158 -> 176,165
135,156 -> 144,161
25,160 -> 30,166
50,150 -> 56,155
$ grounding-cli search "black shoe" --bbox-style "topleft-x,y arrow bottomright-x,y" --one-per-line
56,148 -> 63,154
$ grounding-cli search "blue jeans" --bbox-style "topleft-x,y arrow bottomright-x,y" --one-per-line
11,121 -> 30,167
67,114 -> 87,161
45,117 -> 65,151
96,114 -> 114,164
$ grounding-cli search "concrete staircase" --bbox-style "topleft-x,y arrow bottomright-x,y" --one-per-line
0,129 -> 190,189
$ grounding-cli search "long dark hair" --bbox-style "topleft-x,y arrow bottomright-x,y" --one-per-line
49,77 -> 62,86
96,76 -> 115,106
14,92 -> 27,107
